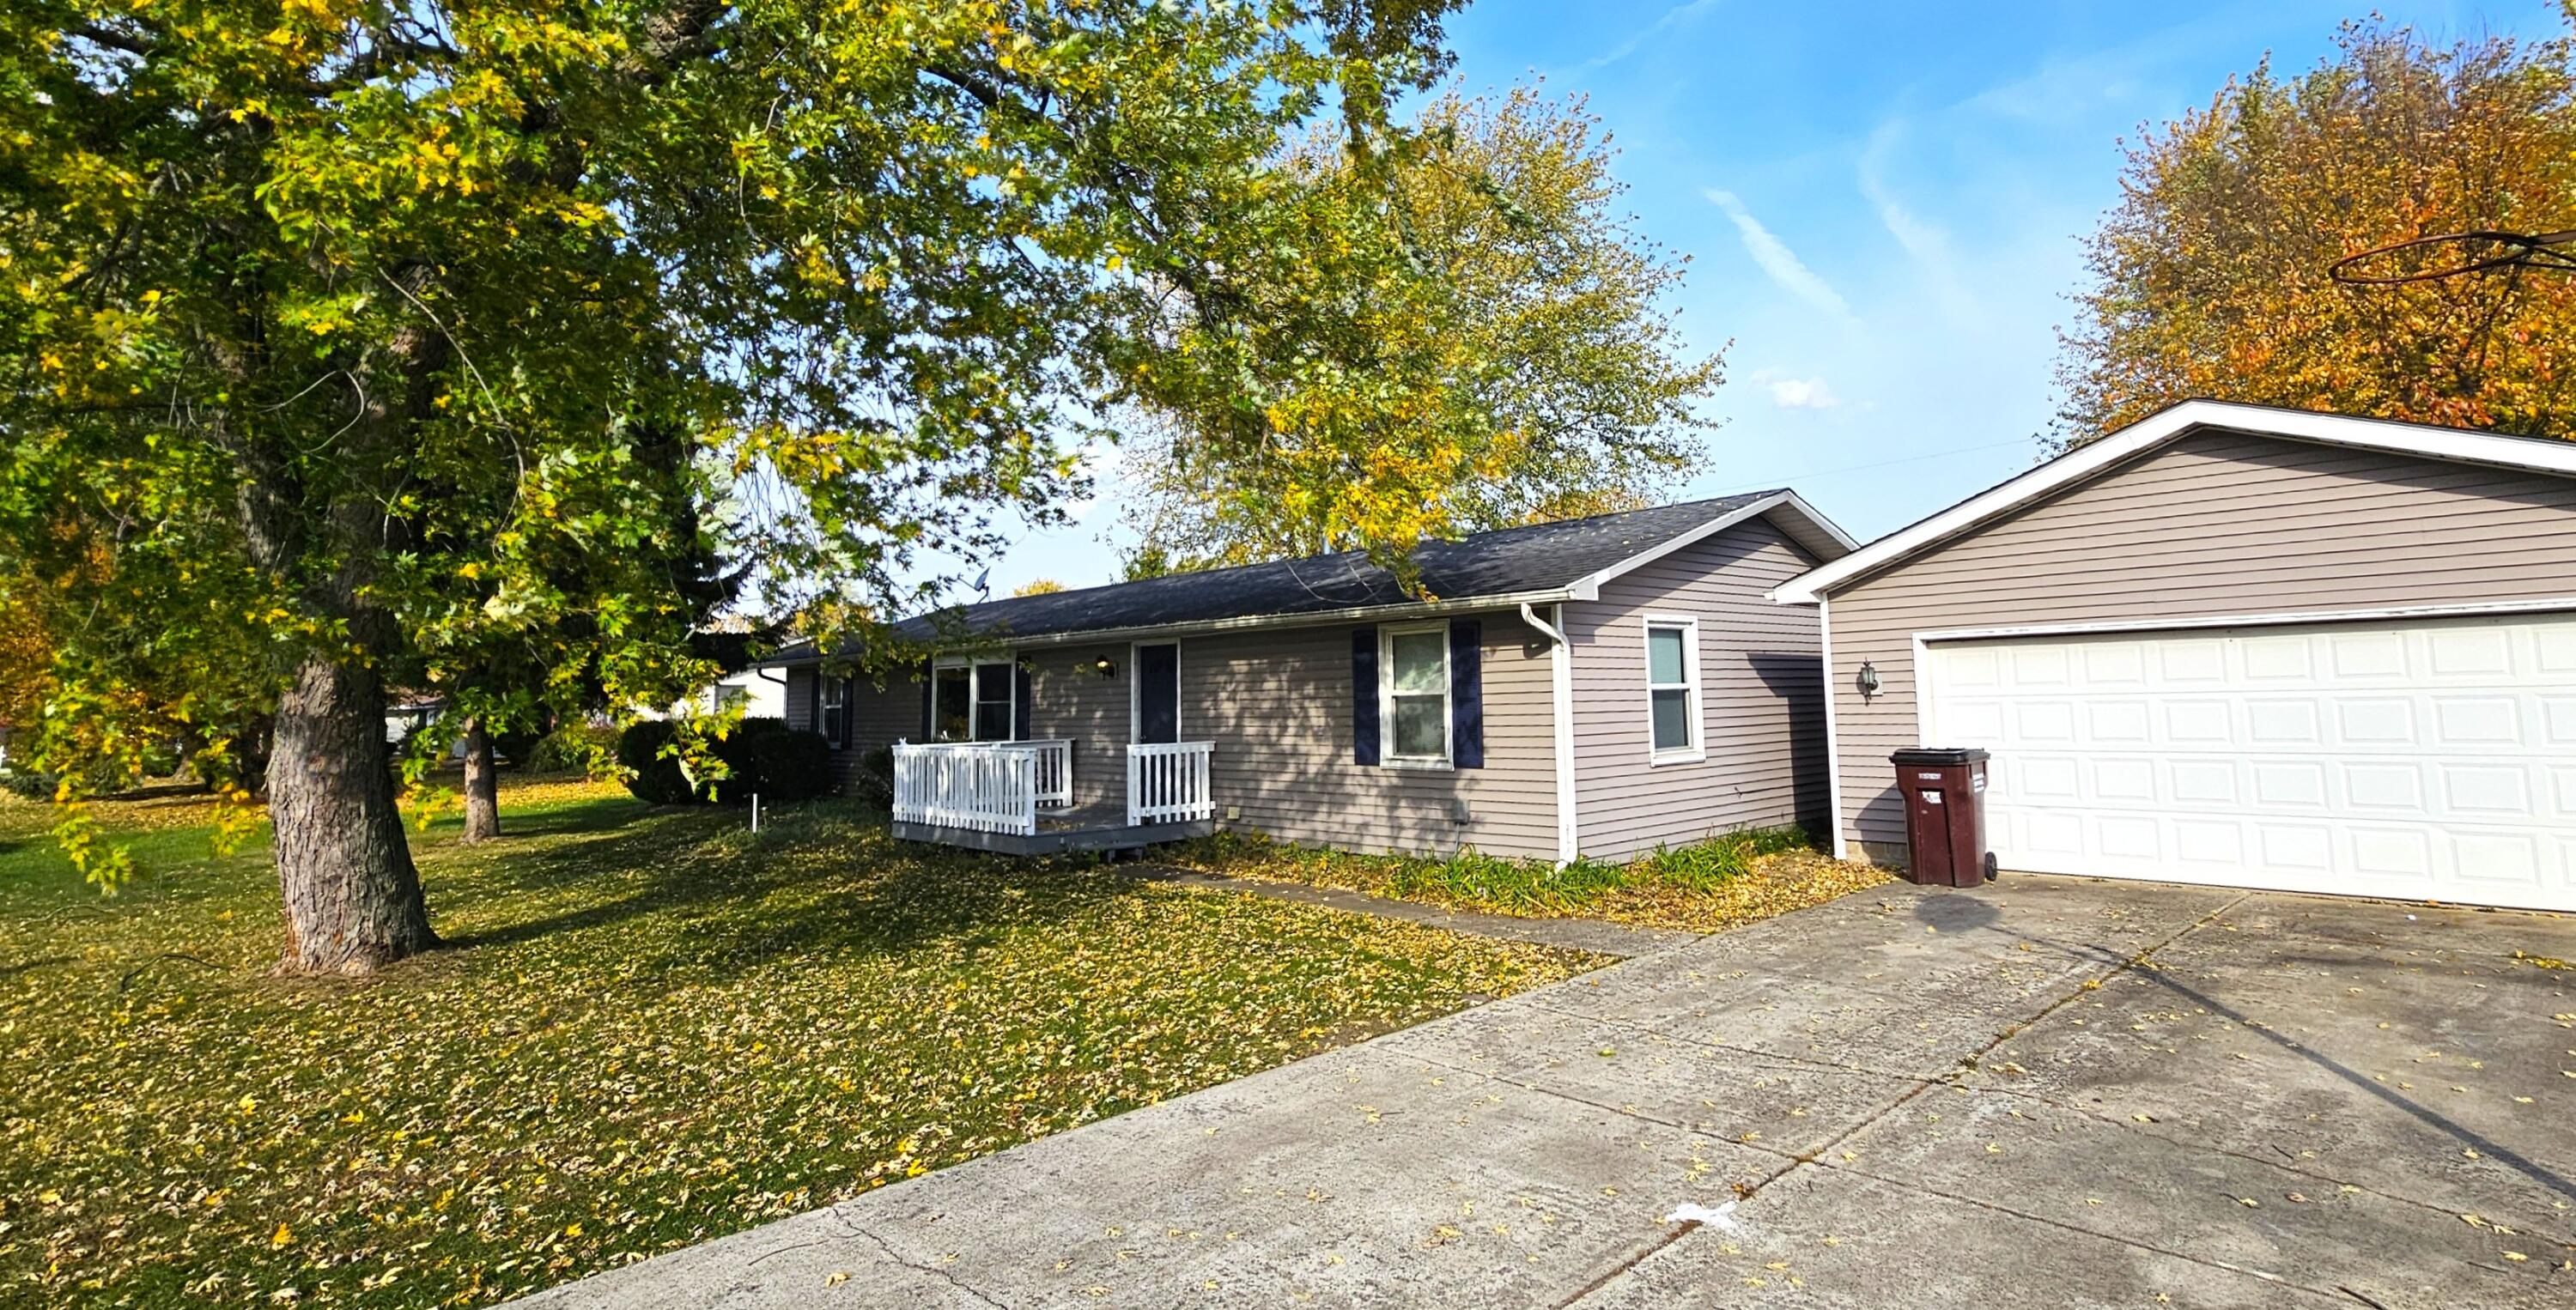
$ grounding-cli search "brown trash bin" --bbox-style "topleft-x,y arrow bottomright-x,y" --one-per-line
1890,748 -> 1996,888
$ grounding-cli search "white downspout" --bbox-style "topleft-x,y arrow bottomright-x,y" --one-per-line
1819,597 -> 1848,862
1522,601 -> 1579,866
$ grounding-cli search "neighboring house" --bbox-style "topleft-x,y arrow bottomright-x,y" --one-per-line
681,667 -> 788,722
763,491 -> 1855,858
1774,399 -> 2576,913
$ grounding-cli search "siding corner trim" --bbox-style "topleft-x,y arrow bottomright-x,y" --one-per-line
1522,601 -> 1579,864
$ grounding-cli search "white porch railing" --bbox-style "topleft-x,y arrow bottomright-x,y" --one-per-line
891,743 -> 1039,835
1024,739 -> 1073,809
1127,742 -> 1215,827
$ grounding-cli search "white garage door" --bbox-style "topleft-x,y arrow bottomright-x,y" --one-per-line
1924,613 -> 2576,912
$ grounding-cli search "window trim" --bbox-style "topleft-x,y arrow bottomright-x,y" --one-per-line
1377,622 -> 1454,770
820,674 -> 848,751
1643,613 -> 1705,766
932,654 -> 1017,742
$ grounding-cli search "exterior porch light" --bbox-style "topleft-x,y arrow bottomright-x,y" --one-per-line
1856,661 -> 1881,699
1091,656 -> 1118,679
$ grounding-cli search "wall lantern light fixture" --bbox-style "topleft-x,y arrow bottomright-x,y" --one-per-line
1856,661 -> 1882,699
1091,656 -> 1118,679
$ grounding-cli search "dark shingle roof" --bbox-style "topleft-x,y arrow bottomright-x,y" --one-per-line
773,491 -> 1835,658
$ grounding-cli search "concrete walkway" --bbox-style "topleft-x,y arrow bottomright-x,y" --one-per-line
1135,867 -> 1703,959
514,876 -> 2576,1309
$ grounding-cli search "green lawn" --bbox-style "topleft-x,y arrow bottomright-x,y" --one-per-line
0,780 -> 1599,1308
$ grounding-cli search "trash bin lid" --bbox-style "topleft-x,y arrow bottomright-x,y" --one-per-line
1891,747 -> 1990,766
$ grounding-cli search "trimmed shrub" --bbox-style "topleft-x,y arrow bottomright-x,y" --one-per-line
703,717 -> 791,802
614,721 -> 696,805
744,730 -> 832,804
852,745 -> 895,810
526,724 -> 619,775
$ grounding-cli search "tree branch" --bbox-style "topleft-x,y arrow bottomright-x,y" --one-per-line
69,21 -> 155,58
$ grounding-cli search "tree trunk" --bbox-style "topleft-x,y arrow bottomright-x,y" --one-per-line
268,652 -> 439,974
461,719 -> 501,843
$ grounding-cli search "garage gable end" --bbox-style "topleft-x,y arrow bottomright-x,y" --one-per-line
1777,400 -> 2576,605
1832,426 -> 2576,629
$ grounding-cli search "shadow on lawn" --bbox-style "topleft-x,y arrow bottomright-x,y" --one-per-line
438,804 -> 1133,981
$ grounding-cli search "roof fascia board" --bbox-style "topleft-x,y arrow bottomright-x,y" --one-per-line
752,585 -> 1582,666
1562,490 -> 1862,602
1770,401 -> 2576,605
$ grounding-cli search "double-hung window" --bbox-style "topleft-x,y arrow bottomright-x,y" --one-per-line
972,661 -> 1015,741
932,658 -> 1017,742
1644,616 -> 1703,763
821,676 -> 848,750
1380,624 -> 1452,767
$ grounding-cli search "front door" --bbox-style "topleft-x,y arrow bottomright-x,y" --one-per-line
1133,643 -> 1180,744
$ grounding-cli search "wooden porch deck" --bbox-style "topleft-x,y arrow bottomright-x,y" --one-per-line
893,797 -> 1215,856
888,739 -> 1217,856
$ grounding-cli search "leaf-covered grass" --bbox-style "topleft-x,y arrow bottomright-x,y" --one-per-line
0,779 -> 1599,1309
1168,827 -> 1893,934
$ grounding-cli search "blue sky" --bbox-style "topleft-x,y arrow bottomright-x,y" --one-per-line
974,0 -> 2565,596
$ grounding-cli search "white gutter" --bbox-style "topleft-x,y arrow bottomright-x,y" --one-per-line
759,586 -> 1589,665
1522,601 -> 1580,866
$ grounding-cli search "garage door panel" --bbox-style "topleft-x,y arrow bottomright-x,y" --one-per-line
2543,698 -> 2576,745
1927,612 -> 2576,913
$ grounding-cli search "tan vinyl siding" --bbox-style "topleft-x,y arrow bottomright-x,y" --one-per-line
1567,516 -> 1826,862
783,667 -> 815,733
1179,611 -> 1559,859
1022,644 -> 1132,812
1826,428 -> 2576,859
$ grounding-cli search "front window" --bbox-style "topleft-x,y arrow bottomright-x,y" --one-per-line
1382,625 -> 1451,767
1646,617 -> 1702,761
974,661 -> 1015,741
932,658 -> 1016,741
933,665 -> 971,740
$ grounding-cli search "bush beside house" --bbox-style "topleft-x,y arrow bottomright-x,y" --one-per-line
614,719 -> 831,806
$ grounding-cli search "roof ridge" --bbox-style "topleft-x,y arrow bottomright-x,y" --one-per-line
967,492 -> 1773,604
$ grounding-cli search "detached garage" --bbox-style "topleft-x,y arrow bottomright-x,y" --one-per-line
1774,401 -> 2576,913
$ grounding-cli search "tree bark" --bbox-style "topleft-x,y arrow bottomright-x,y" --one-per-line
268,652 -> 439,973
460,718 -> 501,843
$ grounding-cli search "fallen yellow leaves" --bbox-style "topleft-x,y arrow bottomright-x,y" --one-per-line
0,779 -> 1593,1307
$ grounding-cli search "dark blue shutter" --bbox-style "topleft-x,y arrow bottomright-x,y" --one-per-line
917,659 -> 934,741
1351,627 -> 1380,766
1449,619 -> 1484,768
808,670 -> 824,734
1013,661 -> 1033,741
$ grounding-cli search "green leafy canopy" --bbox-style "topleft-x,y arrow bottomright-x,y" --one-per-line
0,0 -> 1467,879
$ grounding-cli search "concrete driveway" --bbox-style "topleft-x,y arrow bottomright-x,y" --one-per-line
517,876 -> 2576,1309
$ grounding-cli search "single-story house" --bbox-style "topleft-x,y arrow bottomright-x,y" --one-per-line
1773,399 -> 2576,913
764,490 -> 1855,858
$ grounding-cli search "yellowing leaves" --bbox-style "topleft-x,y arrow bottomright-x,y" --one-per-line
0,776 -> 1589,1305
2059,21 -> 2576,446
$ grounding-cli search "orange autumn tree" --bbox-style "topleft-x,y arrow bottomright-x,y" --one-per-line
2055,17 -> 2576,446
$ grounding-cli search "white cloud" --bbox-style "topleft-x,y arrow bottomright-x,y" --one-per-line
1702,188 -> 1856,323
1857,119 -> 1978,321
1578,0 -> 1727,73
1764,375 -> 1840,409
